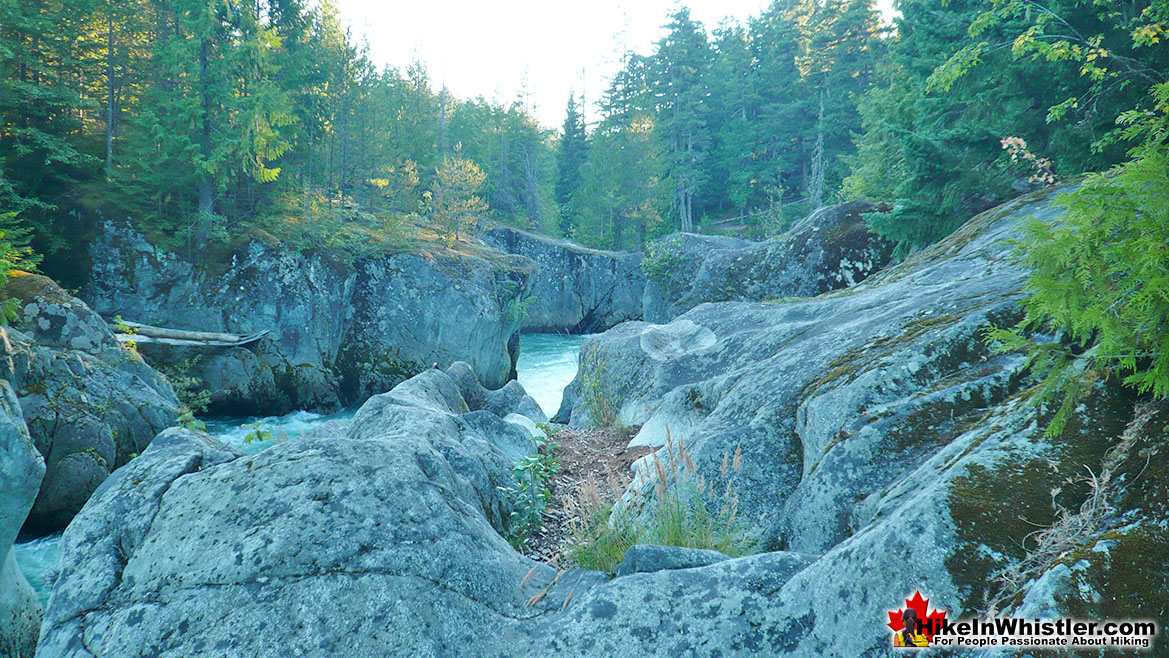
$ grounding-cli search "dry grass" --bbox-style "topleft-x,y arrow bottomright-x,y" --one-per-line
515,425 -> 649,564
983,401 -> 1160,613
563,427 -> 758,573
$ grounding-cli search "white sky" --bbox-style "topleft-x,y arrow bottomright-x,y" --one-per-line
335,0 -> 898,129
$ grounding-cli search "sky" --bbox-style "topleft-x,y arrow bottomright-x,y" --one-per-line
334,0 -> 898,129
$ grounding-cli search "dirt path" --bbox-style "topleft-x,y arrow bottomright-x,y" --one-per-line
519,425 -> 653,565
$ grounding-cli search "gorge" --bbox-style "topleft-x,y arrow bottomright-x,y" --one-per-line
3,189 -> 1164,657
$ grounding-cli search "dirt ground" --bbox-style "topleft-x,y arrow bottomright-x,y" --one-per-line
518,425 -> 653,565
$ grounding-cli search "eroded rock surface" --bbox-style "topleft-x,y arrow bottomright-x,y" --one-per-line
83,223 -> 534,415
2,272 -> 178,533
642,201 -> 893,322
480,223 -> 645,333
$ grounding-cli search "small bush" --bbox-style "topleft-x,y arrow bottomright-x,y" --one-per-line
984,144 -> 1169,436
0,212 -> 41,323
502,295 -> 537,326
565,429 -> 757,573
499,435 -> 560,549
641,235 -> 685,286
158,356 -> 212,416
579,348 -> 620,427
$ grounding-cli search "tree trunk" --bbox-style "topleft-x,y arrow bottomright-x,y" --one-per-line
105,9 -> 115,179
198,37 -> 214,229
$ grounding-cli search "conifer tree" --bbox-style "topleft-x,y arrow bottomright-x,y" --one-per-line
649,8 -> 713,233
555,91 -> 589,236
429,148 -> 488,245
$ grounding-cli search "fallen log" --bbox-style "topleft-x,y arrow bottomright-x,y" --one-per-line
112,320 -> 269,347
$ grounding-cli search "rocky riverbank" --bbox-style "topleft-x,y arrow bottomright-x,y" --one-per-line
83,222 -> 536,415
2,273 -> 179,534
27,190 -> 1167,657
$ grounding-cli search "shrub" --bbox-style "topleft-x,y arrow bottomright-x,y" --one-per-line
565,429 -> 757,573
502,295 -> 537,326
158,356 -> 213,416
984,144 -> 1169,436
0,212 -> 41,323
579,348 -> 620,427
641,234 -> 684,286
499,435 -> 560,549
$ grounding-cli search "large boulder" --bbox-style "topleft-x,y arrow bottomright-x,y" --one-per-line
37,366 -> 559,658
0,380 -> 45,658
3,272 -> 179,534
82,222 -> 535,415
642,201 -> 894,322
480,223 -> 645,333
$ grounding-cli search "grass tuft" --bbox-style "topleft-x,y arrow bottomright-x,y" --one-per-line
564,427 -> 757,573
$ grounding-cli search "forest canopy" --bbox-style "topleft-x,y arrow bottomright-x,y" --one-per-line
1,0 -> 1166,259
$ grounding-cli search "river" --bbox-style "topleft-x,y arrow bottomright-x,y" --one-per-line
13,332 -> 586,607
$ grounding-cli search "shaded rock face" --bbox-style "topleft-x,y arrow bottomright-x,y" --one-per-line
642,201 -> 894,322
480,224 -> 645,333
2,273 -> 179,534
0,381 -> 45,658
82,222 -> 534,415
555,188 -> 1168,654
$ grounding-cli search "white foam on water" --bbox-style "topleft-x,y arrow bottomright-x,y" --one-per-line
14,532 -> 61,608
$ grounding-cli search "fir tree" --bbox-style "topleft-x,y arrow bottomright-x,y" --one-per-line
555,91 -> 589,236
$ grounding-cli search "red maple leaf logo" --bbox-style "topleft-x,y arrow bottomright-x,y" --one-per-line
887,590 -> 947,641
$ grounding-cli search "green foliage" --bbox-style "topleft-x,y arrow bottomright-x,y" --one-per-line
427,150 -> 488,246
158,356 -> 212,416
258,193 -> 415,265
986,145 -> 1169,435
579,348 -> 620,427
555,92 -> 588,237
502,295 -> 537,327
499,435 -> 560,549
0,212 -> 42,323
241,421 -> 274,445
566,434 -> 757,573
177,409 -> 206,432
1,0 -> 561,263
973,0 -> 1169,435
641,235 -> 685,286
848,0 -> 1166,250
7,0 -> 1166,271
563,503 -> 639,572
563,0 -> 884,251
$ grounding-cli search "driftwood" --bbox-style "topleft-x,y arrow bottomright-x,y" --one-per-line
113,320 -> 269,348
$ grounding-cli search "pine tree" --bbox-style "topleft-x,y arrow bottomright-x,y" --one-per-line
649,8 -> 712,233
555,91 -> 589,236
125,0 -> 293,241
0,0 -> 95,218
429,148 -> 488,245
